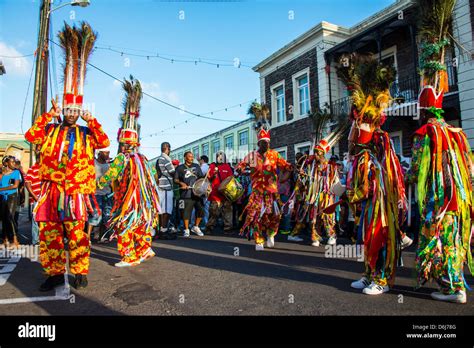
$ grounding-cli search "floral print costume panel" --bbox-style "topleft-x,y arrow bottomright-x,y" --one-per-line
25,112 -> 110,275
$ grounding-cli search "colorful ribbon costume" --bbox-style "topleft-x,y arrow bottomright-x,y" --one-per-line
406,0 -> 473,301
237,103 -> 292,246
97,76 -> 160,265
339,53 -> 404,290
289,111 -> 348,244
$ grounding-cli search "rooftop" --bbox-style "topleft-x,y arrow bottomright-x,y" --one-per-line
253,0 -> 415,71
252,21 -> 349,72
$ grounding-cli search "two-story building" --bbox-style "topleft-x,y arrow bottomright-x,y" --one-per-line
253,0 -> 474,162
252,22 -> 350,163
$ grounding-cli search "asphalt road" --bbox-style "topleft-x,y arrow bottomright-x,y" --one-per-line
0,210 -> 473,316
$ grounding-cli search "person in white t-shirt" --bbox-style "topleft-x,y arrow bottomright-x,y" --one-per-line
198,155 -> 210,226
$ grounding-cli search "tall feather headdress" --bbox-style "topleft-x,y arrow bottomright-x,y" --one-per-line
417,0 -> 456,112
118,75 -> 142,146
310,106 -> 350,154
248,101 -> 271,142
337,53 -> 396,144
248,101 -> 270,128
58,21 -> 97,110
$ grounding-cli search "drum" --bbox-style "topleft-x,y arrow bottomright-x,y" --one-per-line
330,180 -> 346,196
218,176 -> 244,202
192,178 -> 212,198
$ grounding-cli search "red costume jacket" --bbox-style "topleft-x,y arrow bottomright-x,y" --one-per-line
25,112 -> 110,195
207,163 -> 233,202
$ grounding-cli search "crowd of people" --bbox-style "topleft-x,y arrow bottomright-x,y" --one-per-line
1,10 -> 472,305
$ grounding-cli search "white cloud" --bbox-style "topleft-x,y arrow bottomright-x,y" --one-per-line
140,81 -> 180,105
0,42 -> 32,76
110,80 -> 180,107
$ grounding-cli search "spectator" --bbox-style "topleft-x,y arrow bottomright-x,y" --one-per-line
198,155 -> 210,227
206,151 -> 234,235
88,148 -> 113,243
170,159 -> 182,231
174,151 -> 205,237
155,142 -> 177,240
199,155 -> 209,176
279,168 -> 302,242
13,159 -> 26,229
25,152 -> 42,245
0,156 -> 22,247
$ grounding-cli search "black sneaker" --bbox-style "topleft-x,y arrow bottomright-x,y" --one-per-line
166,232 -> 177,240
39,275 -> 65,292
158,232 -> 170,240
73,274 -> 88,289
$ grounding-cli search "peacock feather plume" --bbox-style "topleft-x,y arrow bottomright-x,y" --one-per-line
336,53 -> 396,127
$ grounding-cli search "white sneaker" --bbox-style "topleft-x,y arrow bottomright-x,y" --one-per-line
431,291 -> 467,304
170,226 -> 177,233
401,235 -> 413,250
183,229 -> 190,238
327,236 -> 337,245
151,229 -> 156,237
191,226 -> 204,236
139,248 -> 156,263
288,235 -> 304,242
351,276 -> 371,289
266,236 -> 275,248
255,243 -> 264,251
115,260 -> 140,268
362,281 -> 389,295
311,240 -> 320,247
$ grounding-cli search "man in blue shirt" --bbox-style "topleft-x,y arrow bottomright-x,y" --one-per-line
0,156 -> 22,247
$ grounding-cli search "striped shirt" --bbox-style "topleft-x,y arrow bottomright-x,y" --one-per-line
156,153 -> 175,191
25,163 -> 41,204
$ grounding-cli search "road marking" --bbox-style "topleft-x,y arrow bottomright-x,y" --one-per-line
0,250 -> 73,304
0,254 -> 21,285
0,277 -> 72,304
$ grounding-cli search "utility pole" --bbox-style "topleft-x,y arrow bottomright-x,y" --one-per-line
31,0 -> 51,125
30,0 -> 51,168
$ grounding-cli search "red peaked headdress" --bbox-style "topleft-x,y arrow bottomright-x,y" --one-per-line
257,128 -> 270,142
417,0 -> 455,113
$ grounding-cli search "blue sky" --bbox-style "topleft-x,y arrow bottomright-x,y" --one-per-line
0,0 -> 394,158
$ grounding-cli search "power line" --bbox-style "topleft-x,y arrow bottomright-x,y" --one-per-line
98,42 -> 260,65
0,53 -> 35,58
93,45 -> 255,69
48,39 -> 254,125
20,58 -> 36,134
87,61 -> 244,122
142,98 -> 256,138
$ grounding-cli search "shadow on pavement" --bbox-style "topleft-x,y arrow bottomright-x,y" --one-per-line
150,244 -> 358,294
0,250 -> 123,315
